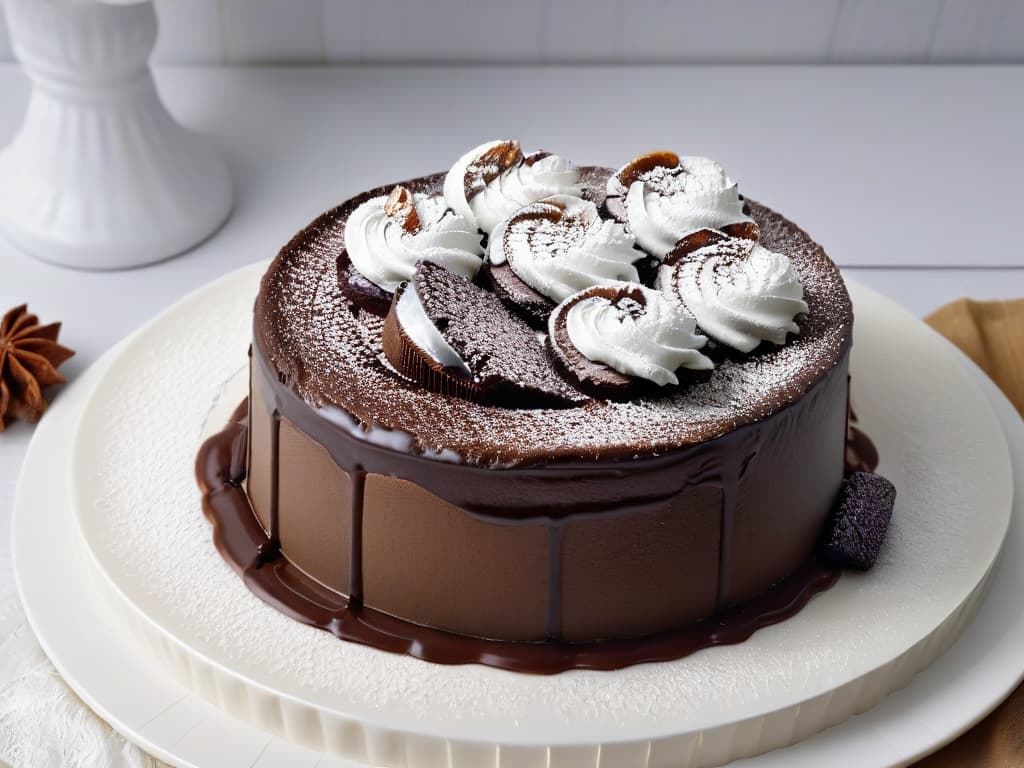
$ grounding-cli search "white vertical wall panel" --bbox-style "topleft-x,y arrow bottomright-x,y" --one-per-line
931,0 -> 1024,61
0,0 -> 1023,65
152,0 -> 224,65
222,0 -> 324,64
830,0 -> 940,62
619,0 -> 842,62
541,0 -> 623,62
0,3 -> 11,62
356,0 -> 544,62
323,0 -> 363,62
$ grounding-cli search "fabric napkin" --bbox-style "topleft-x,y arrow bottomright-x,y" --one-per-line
0,589 -> 167,768
915,298 -> 1024,767
0,298 -> 1020,768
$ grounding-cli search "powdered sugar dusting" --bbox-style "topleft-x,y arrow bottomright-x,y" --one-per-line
257,170 -> 852,466
640,164 -> 692,197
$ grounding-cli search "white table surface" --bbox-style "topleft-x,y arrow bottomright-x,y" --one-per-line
1,63 -> 1022,590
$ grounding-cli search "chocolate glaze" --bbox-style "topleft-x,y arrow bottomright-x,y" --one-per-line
198,406 -> 848,673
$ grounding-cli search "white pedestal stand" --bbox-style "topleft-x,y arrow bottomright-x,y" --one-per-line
0,0 -> 232,270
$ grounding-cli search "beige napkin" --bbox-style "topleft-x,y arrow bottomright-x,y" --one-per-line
915,298 -> 1024,768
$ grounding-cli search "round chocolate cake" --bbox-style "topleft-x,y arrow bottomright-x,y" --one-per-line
199,142 -> 884,673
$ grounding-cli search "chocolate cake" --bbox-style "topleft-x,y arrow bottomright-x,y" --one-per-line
198,142 -> 889,673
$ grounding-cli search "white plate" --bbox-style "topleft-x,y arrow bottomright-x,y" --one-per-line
12,265 -> 1021,767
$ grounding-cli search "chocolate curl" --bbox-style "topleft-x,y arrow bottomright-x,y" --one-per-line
608,150 -> 681,196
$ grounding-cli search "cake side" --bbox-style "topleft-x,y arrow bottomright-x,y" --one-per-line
244,340 -> 849,642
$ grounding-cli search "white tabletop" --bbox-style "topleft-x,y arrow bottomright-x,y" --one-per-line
1,64 -> 1022,588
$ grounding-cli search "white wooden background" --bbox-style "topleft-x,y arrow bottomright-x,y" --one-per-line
1,0 -> 1023,64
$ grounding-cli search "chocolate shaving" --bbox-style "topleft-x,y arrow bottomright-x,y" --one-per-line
464,140 -> 523,200
721,220 -> 761,242
383,185 -> 421,234
662,228 -> 731,267
609,150 -> 681,196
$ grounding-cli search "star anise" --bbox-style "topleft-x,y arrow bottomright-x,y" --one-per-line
0,305 -> 75,431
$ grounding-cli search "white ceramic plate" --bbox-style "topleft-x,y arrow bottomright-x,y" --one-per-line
12,265 -> 1020,767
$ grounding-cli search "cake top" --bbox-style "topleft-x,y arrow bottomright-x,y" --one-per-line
255,144 -> 852,466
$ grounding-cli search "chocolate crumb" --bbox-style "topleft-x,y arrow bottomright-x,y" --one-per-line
819,472 -> 896,570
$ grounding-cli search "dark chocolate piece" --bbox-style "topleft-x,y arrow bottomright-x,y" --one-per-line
463,140 -> 523,200
337,250 -> 392,317
721,220 -> 761,241
381,282 -> 487,403
480,262 -> 555,330
607,150 -> 681,197
388,261 -> 586,408
820,472 -> 896,570
382,184 -> 422,233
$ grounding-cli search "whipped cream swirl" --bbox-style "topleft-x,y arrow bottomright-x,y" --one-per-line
560,285 -> 712,386
345,191 -> 483,293
660,237 -> 808,353
615,156 -> 754,258
489,195 -> 642,303
444,140 -> 583,235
